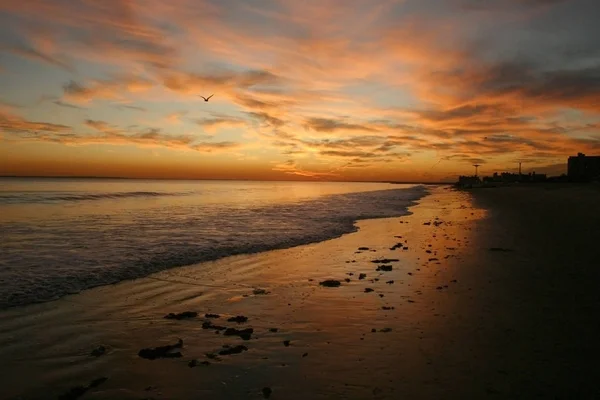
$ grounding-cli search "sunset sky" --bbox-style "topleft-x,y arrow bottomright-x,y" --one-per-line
0,0 -> 599,181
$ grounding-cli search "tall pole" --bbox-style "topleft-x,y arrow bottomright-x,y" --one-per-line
519,162 -> 522,175
473,164 -> 480,177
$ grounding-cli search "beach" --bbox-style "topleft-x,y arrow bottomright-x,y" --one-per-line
1,184 -> 599,399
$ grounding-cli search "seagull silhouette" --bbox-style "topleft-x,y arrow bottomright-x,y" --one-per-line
200,94 -> 214,102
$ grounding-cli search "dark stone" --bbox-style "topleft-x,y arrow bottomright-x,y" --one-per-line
190,359 -> 211,366
376,265 -> 393,272
269,328 -> 279,333
319,279 -> 341,287
451,279 -> 458,283
436,286 -> 443,290
428,258 -> 439,262
386,280 -> 394,284
88,377 -> 108,388
58,386 -> 87,400
58,377 -> 108,400
205,352 -> 221,360
371,258 -> 399,264
219,345 -> 248,355
358,273 -> 367,280
262,387 -> 273,399
371,328 -> 377,333
358,247 -> 370,251
227,315 -> 248,323
379,294 -> 385,298
407,272 -> 413,275
253,288 -> 269,295
426,250 -> 432,254
380,328 -> 392,333
202,321 -> 227,331
164,311 -> 198,320
489,247 -> 513,252
382,306 -> 395,310
283,340 -> 291,347
423,222 -> 431,225
223,327 -> 254,340
344,278 -> 351,283
302,352 -> 308,357
390,243 -> 403,250
138,339 -> 183,360
364,288 -> 374,293
90,345 -> 106,357
205,313 -> 220,318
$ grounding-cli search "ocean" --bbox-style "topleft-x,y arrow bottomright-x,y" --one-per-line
0,178 -> 427,308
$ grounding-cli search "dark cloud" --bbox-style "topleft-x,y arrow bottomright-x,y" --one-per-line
415,104 -> 507,122
246,111 -> 285,127
53,100 -> 86,110
459,0 -> 569,10
304,117 -> 378,133
191,142 -> 241,151
116,104 -> 147,112
4,45 -> 74,72
162,69 -> 283,94
320,150 -> 380,158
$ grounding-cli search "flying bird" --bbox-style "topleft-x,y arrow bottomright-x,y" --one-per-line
200,94 -> 214,102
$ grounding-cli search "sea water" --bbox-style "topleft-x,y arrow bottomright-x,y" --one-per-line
0,178 -> 427,308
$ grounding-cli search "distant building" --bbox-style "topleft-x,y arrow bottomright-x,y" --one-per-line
482,171 -> 546,184
455,175 -> 482,188
568,153 -> 600,181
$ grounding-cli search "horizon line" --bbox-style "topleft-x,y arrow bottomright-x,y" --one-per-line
0,175 -> 452,185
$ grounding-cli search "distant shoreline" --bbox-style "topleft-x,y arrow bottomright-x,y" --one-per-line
0,175 -> 451,185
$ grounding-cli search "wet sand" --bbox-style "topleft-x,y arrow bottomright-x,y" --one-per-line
0,185 -> 598,399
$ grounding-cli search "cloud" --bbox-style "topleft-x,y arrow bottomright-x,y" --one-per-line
1,110 -> 70,135
62,77 -> 153,103
53,100 -> 86,110
162,69 -> 282,95
246,111 -> 285,127
0,0 -> 181,69
304,117 -> 378,133
2,0 -> 599,180
3,45 -> 74,72
1,113 -> 242,152
195,116 -> 248,133
116,104 -> 147,112
272,159 -> 339,178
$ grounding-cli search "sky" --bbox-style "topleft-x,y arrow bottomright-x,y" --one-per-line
0,0 -> 599,182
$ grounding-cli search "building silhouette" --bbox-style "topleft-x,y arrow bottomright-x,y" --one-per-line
568,153 -> 600,182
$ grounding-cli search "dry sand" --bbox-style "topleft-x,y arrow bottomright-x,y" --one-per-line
0,185 -> 598,399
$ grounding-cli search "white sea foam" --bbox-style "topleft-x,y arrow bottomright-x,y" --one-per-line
0,179 -> 427,308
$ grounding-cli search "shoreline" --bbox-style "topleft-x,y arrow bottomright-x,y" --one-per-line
1,185 -> 598,399
0,185 -> 430,310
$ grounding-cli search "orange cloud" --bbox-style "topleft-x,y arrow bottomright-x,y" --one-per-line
1,111 -> 243,153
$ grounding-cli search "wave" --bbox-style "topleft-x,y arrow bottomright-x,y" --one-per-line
0,191 -> 188,204
0,185 -> 429,308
